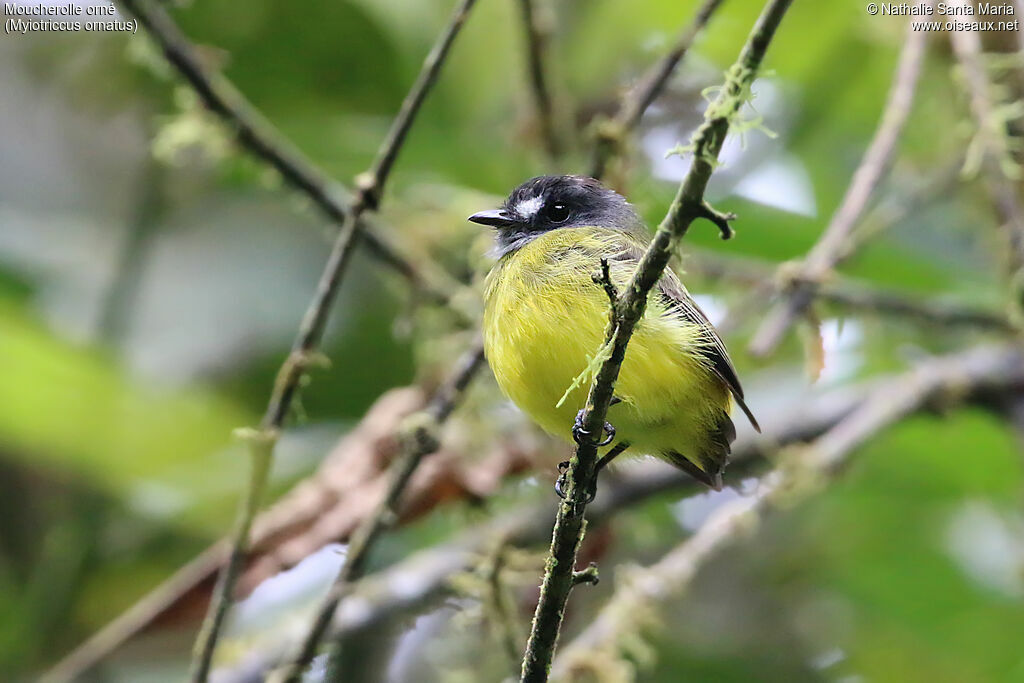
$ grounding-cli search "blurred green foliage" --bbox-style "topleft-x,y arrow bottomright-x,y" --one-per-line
1,0 -> 1022,680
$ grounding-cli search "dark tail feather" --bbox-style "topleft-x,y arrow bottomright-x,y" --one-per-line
734,393 -> 761,433
664,413 -> 736,492
710,368 -> 760,433
667,454 -> 724,491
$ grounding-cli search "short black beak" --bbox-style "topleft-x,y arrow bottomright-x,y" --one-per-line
468,209 -> 516,228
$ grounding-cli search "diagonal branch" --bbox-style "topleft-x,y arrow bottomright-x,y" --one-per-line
112,0 -> 487,679
516,0 -> 561,158
688,250 -> 1017,334
116,0 -> 458,309
748,17 -> 927,356
213,372 -> 867,683
46,3 -> 753,677
212,343 -> 1024,683
520,1 -> 794,679
589,0 -> 727,180
551,344 -> 1024,680
270,344 -> 485,683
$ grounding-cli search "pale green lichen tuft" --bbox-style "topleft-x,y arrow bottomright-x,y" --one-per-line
555,338 -> 614,409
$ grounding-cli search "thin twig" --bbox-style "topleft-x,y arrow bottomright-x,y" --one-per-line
115,0 -> 456,309
688,250 -> 1016,334
520,2 -> 794,679
709,157 -> 965,335
48,0 -> 732,675
551,345 -> 1024,680
517,0 -> 561,158
486,543 -> 527,670
96,156 -> 164,344
212,343 -> 1024,683
215,378 -> 861,682
117,0 -> 484,678
589,0 -> 727,180
748,17 -> 928,356
947,2 -> 1024,323
269,344 -> 485,682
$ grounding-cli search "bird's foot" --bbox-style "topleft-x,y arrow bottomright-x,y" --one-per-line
572,409 -> 616,447
554,464 -> 597,505
554,460 -> 570,499
554,460 -> 596,504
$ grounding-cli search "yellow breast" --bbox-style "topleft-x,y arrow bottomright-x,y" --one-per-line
482,228 -> 728,456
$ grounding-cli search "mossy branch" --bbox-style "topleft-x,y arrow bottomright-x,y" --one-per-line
111,0 -> 482,679
115,0 -> 458,309
689,249 -> 1017,335
589,0 -> 728,180
519,1 -> 794,680
551,345 -> 1024,680
947,0 -> 1024,326
270,345 -> 485,682
748,17 -> 927,357
208,343 -> 1024,683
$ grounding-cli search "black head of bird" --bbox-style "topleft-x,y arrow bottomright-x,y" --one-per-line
468,175 -> 641,256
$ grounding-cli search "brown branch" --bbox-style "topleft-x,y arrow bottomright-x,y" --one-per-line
589,0 -> 727,180
688,250 -> 1016,334
214,378 -> 861,682
948,2 -> 1024,322
213,343 -> 1024,683
108,0 -> 485,678
44,358 -> 530,683
271,345 -> 485,682
551,344 -> 1024,680
516,0 -> 561,158
748,17 -> 928,356
520,1 -> 795,679
114,0 -> 457,309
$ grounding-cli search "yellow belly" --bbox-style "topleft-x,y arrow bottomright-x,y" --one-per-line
482,228 -> 729,460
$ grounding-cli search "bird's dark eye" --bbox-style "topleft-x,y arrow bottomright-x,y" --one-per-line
546,202 -> 571,223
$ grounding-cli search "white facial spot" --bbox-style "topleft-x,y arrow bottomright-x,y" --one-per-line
516,196 -> 544,220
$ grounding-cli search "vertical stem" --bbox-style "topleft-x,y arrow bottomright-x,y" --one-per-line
748,16 -> 928,356
272,346 -> 485,683
96,157 -> 163,345
520,1 -> 794,680
189,430 -> 276,682
589,0 -> 727,180
180,0 -> 480,676
517,0 -> 561,158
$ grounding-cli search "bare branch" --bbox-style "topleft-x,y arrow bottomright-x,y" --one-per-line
748,18 -> 928,356
358,0 -> 478,208
589,0 -> 727,180
520,1 -> 794,679
212,344 -> 1024,683
688,250 -> 1016,334
271,345 -> 485,682
44,373 -> 534,683
109,0 -> 487,678
123,2 -> 484,666
517,0 -> 561,158
115,0 -> 456,309
551,345 -> 1024,680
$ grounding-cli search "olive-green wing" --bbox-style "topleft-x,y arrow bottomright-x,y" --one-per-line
608,235 -> 761,433
657,269 -> 760,432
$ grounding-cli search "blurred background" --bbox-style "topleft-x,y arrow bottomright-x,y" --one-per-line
2,0 -> 1024,681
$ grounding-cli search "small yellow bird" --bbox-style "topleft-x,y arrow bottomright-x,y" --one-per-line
471,175 -> 759,491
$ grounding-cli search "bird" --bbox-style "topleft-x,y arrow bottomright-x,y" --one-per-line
470,175 -> 759,493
